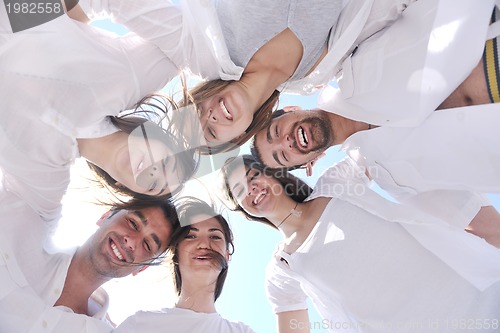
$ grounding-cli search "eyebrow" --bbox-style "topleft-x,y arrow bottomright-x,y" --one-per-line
134,210 -> 162,251
189,226 -> 224,234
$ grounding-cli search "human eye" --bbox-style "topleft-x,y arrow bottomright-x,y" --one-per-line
184,230 -> 196,239
144,240 -> 152,253
148,180 -> 158,192
128,218 -> 138,231
275,124 -> 279,138
282,151 -> 289,162
210,234 -> 223,240
249,170 -> 261,181
209,127 -> 217,140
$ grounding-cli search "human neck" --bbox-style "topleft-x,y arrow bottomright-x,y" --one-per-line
77,131 -> 125,172
175,278 -> 218,313
269,200 -> 312,238
54,248 -> 109,315
271,197 -> 331,253
326,112 -> 371,145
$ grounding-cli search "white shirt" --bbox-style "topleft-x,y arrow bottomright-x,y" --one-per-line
78,0 -> 413,94
0,12 -> 176,220
318,0 -> 496,126
309,159 -> 500,290
114,308 -> 255,333
341,104 -> 500,202
319,92 -> 498,230
266,162 -> 500,332
0,190 -> 112,333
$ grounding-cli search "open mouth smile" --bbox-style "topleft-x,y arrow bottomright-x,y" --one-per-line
297,126 -> 309,148
220,99 -> 233,120
110,238 -> 126,262
253,189 -> 268,206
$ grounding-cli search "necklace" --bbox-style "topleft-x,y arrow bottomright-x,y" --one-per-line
277,202 -> 301,228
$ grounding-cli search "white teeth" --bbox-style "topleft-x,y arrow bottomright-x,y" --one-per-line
253,189 -> 267,205
298,127 -> 308,147
111,242 -> 124,261
220,100 -> 232,120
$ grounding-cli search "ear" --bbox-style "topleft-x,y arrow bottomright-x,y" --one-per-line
304,153 -> 327,177
96,210 -> 113,226
132,265 -> 148,276
282,105 -> 302,112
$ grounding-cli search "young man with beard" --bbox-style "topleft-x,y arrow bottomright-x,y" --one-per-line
250,0 -> 500,251
250,103 -> 500,249
0,188 -> 179,333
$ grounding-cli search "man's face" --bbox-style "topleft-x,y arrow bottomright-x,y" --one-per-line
254,110 -> 332,169
86,207 -> 172,278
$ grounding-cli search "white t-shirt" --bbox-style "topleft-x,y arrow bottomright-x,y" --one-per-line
114,307 -> 255,333
266,198 -> 500,333
0,190 -> 112,333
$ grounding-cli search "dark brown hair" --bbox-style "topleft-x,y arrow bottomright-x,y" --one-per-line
169,197 -> 234,301
220,155 -> 312,229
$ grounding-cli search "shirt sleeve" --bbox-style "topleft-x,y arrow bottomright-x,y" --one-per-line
265,256 -> 308,314
77,0 -> 221,79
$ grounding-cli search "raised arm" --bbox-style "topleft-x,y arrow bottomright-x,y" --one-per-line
75,0 -> 220,78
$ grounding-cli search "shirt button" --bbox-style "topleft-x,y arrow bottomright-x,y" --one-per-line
4,253 -> 9,260
42,320 -> 48,328
54,288 -> 60,295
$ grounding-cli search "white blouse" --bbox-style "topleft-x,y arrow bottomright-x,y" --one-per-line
0,11 -> 177,220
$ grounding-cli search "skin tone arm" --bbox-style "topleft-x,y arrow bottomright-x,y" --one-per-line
466,205 -> 500,248
277,310 -> 311,333
61,1 -> 90,23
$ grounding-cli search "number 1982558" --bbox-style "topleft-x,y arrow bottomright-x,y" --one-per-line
5,2 -> 62,14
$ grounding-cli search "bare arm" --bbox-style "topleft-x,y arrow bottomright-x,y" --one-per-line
62,1 -> 90,23
277,310 -> 310,333
466,205 -> 500,248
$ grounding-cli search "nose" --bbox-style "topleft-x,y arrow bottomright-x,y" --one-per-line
279,134 -> 293,151
136,163 -> 160,186
124,235 -> 137,252
208,109 -> 218,122
197,235 -> 210,249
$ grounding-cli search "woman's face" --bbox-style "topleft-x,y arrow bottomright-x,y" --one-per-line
113,126 -> 186,196
198,82 -> 257,145
227,163 -> 283,219
177,215 -> 229,277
